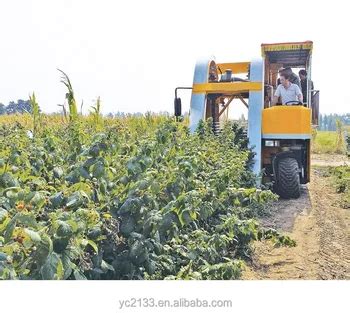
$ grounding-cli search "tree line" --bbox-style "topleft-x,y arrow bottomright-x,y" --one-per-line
318,114 -> 350,131
0,99 -> 32,115
0,99 -> 170,117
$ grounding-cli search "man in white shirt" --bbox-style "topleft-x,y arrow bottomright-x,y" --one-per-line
272,72 -> 303,105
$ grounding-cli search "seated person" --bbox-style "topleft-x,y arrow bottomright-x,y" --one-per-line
272,72 -> 303,105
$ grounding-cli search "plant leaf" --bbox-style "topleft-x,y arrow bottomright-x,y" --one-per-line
24,229 -> 41,243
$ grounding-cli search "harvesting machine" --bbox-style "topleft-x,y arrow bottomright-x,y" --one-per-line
174,41 -> 319,198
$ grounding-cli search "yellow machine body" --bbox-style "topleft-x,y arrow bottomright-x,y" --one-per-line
262,106 -> 312,138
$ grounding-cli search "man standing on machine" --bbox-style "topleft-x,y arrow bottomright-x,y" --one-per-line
299,69 -> 314,103
272,72 -> 303,105
284,67 -> 301,88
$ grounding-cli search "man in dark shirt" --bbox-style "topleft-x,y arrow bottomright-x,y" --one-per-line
284,67 -> 301,88
299,69 -> 314,103
277,68 -> 301,88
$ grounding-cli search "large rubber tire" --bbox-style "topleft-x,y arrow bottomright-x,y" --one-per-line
276,157 -> 301,199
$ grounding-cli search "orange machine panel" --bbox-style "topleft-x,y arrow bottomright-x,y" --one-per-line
262,106 -> 312,136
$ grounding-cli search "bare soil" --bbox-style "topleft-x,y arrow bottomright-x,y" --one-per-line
311,153 -> 349,167
243,155 -> 350,280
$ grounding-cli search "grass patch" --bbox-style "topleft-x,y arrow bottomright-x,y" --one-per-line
312,131 -> 345,154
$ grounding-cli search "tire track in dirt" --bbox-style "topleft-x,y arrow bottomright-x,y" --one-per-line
243,164 -> 350,280
311,170 -> 350,279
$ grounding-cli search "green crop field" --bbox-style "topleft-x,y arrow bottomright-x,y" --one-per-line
0,107 -> 298,280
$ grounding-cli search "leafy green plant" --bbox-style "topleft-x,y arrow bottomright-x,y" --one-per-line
0,96 -> 294,280
331,166 -> 350,208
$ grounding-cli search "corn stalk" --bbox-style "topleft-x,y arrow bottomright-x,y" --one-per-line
29,92 -> 40,139
336,119 -> 345,154
90,96 -> 103,130
57,104 -> 68,122
58,69 -> 78,122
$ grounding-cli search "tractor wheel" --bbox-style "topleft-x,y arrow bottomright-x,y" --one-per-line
276,157 -> 301,199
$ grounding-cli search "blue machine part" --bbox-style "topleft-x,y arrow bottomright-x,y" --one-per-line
189,57 -> 264,180
248,58 -> 264,178
189,59 -> 211,133
262,133 -> 311,139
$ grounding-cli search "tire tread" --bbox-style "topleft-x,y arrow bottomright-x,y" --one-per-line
276,157 -> 301,199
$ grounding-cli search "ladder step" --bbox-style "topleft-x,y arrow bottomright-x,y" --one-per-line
212,122 -> 221,135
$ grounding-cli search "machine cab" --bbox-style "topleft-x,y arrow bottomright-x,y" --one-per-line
261,41 -> 319,131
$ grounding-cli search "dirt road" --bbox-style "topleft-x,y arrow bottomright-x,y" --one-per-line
311,153 -> 349,167
243,156 -> 350,280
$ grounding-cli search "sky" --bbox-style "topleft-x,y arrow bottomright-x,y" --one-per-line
0,0 -> 349,117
